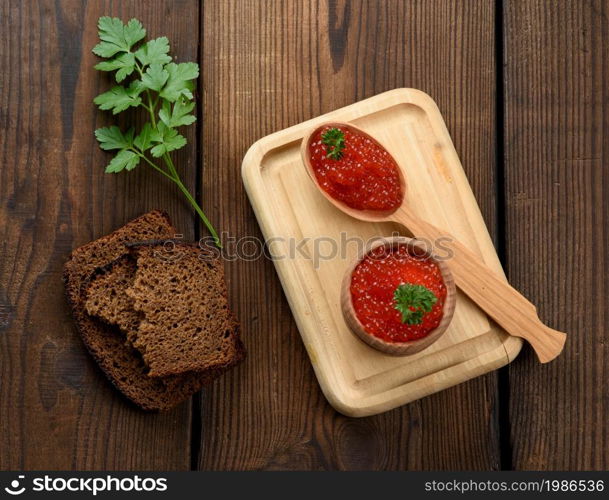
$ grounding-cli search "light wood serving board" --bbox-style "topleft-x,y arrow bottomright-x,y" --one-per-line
242,88 -> 522,417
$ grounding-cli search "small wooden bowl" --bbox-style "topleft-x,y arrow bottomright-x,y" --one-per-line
341,236 -> 457,356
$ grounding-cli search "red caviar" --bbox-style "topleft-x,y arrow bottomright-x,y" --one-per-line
350,245 -> 447,343
309,127 -> 404,211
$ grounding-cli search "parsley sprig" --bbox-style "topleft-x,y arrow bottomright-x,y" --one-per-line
92,17 -> 220,247
321,128 -> 345,160
393,283 -> 438,325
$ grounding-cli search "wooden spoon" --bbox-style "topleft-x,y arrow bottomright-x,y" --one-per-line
301,121 -> 567,363
341,236 -> 457,356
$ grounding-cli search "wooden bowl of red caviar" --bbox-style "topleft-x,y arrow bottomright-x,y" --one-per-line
341,236 -> 456,356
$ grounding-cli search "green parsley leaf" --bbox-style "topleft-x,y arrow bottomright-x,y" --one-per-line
159,62 -> 198,102
92,41 -> 124,59
92,19 -> 125,57
159,99 -> 196,128
321,127 -> 345,160
94,52 -> 136,82
92,17 -> 145,58
93,84 -> 142,114
135,37 -> 172,67
123,18 -> 146,48
393,283 -> 438,325
97,17 -> 127,46
95,126 -> 134,151
127,79 -> 146,97
150,122 -> 187,157
105,149 -> 140,173
141,63 -> 169,92
133,123 -> 154,152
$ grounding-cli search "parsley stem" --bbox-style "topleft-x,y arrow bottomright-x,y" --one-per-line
132,150 -> 174,181
137,149 -> 221,247
164,157 -> 222,248
143,91 -> 220,247
146,92 -> 157,127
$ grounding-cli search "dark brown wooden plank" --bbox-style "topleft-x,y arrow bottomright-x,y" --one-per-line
0,0 -> 199,469
504,0 -> 608,470
199,0 -> 501,470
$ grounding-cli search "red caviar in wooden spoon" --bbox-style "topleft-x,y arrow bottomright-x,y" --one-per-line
350,245 -> 447,342
308,126 -> 404,211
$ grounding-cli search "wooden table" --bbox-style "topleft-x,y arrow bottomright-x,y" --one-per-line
0,0 -> 605,470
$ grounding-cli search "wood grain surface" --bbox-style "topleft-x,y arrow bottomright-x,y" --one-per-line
504,0 -> 609,470
199,0 -> 501,470
1,0 -> 596,471
0,0 -> 199,470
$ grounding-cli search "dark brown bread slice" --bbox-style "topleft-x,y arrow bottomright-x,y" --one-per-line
83,253 -> 242,383
84,255 -> 141,345
126,242 -> 245,377
63,210 -> 214,410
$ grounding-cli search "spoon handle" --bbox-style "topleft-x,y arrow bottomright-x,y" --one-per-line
393,209 -> 566,363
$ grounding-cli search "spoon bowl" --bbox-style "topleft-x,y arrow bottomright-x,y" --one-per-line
300,121 -> 407,222
341,236 -> 456,356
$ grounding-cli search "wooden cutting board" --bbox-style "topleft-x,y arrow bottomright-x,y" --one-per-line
242,88 -> 521,417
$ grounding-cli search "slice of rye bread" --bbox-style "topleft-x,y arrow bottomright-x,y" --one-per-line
84,255 -> 141,345
84,253 -> 244,375
124,242 -> 245,377
64,210 -> 216,411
